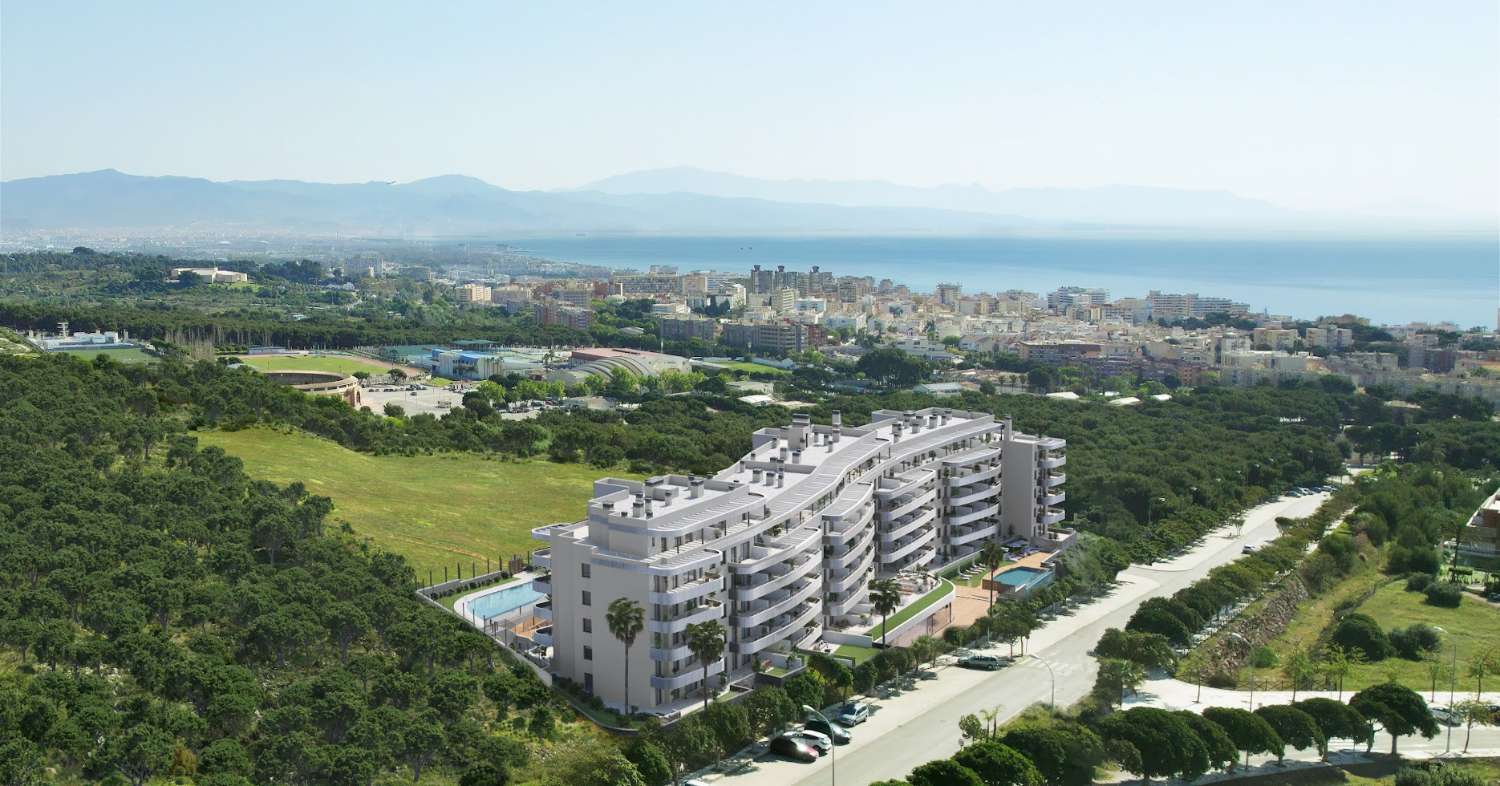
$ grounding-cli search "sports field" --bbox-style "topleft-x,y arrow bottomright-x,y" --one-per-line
236,353 -> 408,377
712,360 -> 790,376
55,346 -> 157,363
196,427 -> 627,579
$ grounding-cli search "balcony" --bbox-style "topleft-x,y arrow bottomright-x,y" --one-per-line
826,549 -> 875,593
1040,508 -> 1066,526
1041,455 -> 1066,470
735,553 -> 820,602
826,535 -> 873,571
736,576 -> 822,627
647,599 -> 724,634
651,657 -> 725,690
534,600 -> 552,622
824,584 -> 869,618
881,489 -> 937,522
530,573 -> 551,594
885,545 -> 937,574
949,464 -> 1001,488
734,527 -> 822,574
823,510 -> 875,545
882,528 -> 937,564
949,484 -> 998,508
531,626 -> 553,648
1041,491 -> 1065,507
948,503 -> 999,527
881,508 -> 937,544
947,521 -> 998,547
735,602 -> 821,655
649,641 -> 696,662
531,548 -> 551,569
1045,472 -> 1066,488
649,572 -> 724,605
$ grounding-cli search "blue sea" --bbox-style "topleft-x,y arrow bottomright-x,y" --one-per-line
510,234 -> 1499,327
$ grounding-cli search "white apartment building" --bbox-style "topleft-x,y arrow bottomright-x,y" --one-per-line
530,407 -> 1070,713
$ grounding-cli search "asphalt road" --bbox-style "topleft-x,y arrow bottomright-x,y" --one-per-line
718,490 -> 1336,786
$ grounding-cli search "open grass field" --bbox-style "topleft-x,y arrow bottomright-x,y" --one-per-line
236,353 -> 407,377
1252,571 -> 1500,694
55,346 -> 156,363
196,427 -> 629,579
714,360 -> 790,376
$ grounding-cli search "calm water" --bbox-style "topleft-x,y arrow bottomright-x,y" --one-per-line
511,234 -> 1499,326
468,581 -> 544,620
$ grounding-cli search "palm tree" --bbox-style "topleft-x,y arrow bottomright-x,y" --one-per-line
869,579 -> 902,648
978,541 -> 1005,607
685,621 -> 726,710
606,598 -> 644,716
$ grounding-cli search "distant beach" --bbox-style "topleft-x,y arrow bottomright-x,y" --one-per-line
511,233 -> 1499,327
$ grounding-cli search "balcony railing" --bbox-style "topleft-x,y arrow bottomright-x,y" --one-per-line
948,503 -> 999,527
949,464 -> 1001,488
647,599 -> 724,634
949,484 -> 998,508
882,528 -> 937,564
1040,508 -> 1066,526
1041,455 -> 1066,470
947,521 -> 998,547
826,549 -> 875,593
650,657 -> 725,690
648,572 -> 724,605
534,600 -> 552,622
1041,491 -> 1065,507
735,602 -> 821,655
735,554 -> 820,602
530,573 -> 551,594
881,508 -> 936,544
736,576 -> 822,627
881,489 -> 937,522
1045,472 -> 1066,487
531,548 -> 551,569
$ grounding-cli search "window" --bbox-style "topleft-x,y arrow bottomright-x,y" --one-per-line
581,590 -> 591,607
580,563 -> 591,578
583,646 -> 593,661
581,618 -> 591,633
584,673 -> 593,693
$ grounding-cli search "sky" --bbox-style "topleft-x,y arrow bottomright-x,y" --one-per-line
3,1 -> 1497,218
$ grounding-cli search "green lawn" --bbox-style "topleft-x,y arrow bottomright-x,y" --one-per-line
237,353 -> 406,377
55,346 -> 156,363
1249,573 -> 1500,694
834,644 -> 881,664
867,579 -> 954,639
714,360 -> 790,376
196,427 -> 628,579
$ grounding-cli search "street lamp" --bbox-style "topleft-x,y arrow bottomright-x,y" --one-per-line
1031,654 -> 1056,710
1433,626 -> 1457,754
802,704 -> 835,786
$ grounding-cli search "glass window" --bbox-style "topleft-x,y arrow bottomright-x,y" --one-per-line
583,646 -> 593,661
582,590 -> 591,606
582,618 -> 591,633
581,563 -> 591,578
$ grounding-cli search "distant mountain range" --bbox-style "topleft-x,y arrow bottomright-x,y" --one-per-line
5,166 -> 1466,238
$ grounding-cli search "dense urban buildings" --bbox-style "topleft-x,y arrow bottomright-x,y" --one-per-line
531,406 -> 1070,713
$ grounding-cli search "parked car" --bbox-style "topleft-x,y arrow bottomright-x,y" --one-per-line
1431,706 -> 1461,727
783,729 -> 832,755
1242,545 -> 1257,554
959,654 -> 1009,671
836,701 -> 872,726
768,735 -> 818,762
804,717 -> 851,744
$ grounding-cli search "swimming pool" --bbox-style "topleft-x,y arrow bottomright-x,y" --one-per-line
995,567 -> 1048,588
468,581 -> 545,620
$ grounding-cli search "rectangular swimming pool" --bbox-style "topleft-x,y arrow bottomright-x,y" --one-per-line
995,567 -> 1048,588
468,581 -> 545,620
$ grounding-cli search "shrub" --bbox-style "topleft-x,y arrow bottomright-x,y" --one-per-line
1424,583 -> 1462,608
1405,573 -> 1434,592
1331,613 -> 1392,661
1389,624 -> 1442,661
1250,646 -> 1278,669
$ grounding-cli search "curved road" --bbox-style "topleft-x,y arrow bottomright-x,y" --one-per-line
718,490 -> 1336,786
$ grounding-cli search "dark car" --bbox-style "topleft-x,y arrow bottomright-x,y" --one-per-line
804,717 -> 851,744
959,654 -> 1009,670
768,735 -> 818,762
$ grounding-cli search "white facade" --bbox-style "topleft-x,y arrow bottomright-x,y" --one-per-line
531,407 -> 1070,713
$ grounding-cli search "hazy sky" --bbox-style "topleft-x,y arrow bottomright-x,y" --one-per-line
3,1 -> 1496,216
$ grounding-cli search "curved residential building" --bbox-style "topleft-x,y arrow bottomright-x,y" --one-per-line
531,407 -> 1070,714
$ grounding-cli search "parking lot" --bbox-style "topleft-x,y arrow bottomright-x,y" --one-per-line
359,384 -> 463,417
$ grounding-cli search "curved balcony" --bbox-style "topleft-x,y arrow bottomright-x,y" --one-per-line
530,573 -> 551,594
649,572 -> 724,605
534,600 -> 552,621
949,464 -> 1001,488
947,521 -> 999,547
733,527 -> 822,575
1041,455 -> 1066,470
882,528 -> 937,564
647,599 -> 724,634
1040,508 -> 1066,526
885,545 -> 937,574
876,469 -> 935,499
531,627 -> 552,648
1045,472 -> 1066,488
825,584 -> 869,618
823,507 -> 875,545
1041,491 -> 1065,507
826,524 -> 875,563
736,576 -> 822,627
881,507 -> 937,544
735,552 -> 820,602
826,534 -> 873,572
735,602 -> 821,655
949,484 -> 998,508
531,548 -> 551,569
949,503 -> 1000,527
827,548 -> 876,593
650,657 -> 724,690
649,642 -> 696,662
881,489 -> 937,522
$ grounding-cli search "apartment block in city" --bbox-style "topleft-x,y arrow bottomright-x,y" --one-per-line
530,407 -> 1071,714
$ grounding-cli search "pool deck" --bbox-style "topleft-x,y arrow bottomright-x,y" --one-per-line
452,571 -> 540,629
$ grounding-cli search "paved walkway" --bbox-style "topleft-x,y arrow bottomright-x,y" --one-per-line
710,489 -> 1339,786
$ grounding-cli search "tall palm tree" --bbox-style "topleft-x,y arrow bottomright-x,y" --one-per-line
606,598 -> 644,715
869,578 -> 902,648
978,541 -> 1005,607
685,620 -> 726,710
